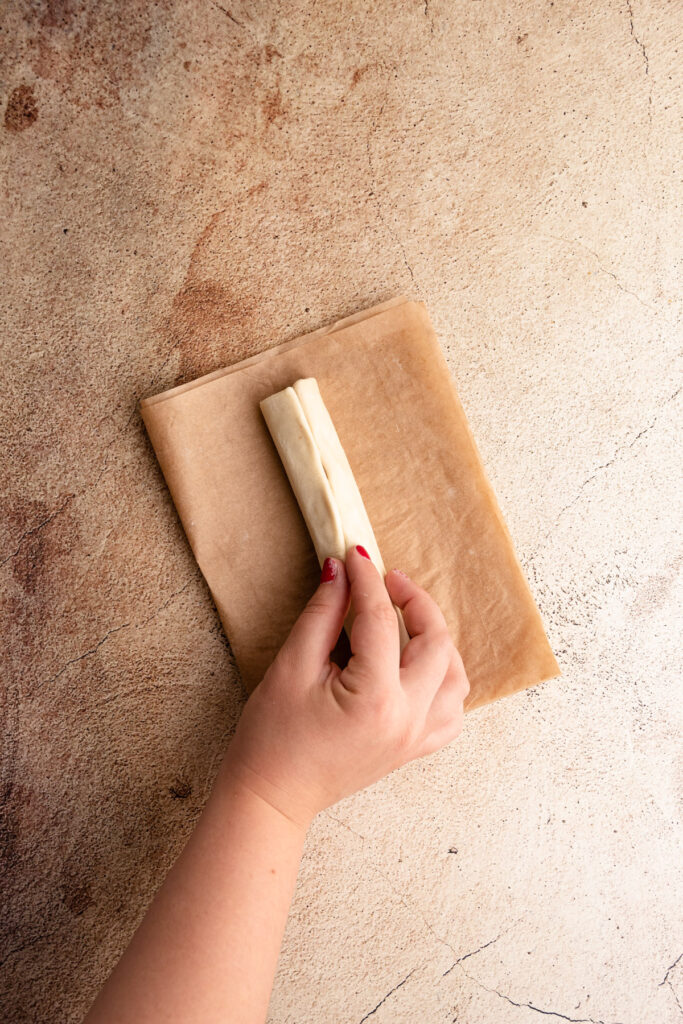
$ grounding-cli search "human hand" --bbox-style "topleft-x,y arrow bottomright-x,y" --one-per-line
219,545 -> 470,830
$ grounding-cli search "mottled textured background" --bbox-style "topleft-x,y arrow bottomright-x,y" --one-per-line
1,1 -> 681,1021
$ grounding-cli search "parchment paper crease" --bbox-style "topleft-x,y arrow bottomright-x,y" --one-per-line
141,297 -> 559,710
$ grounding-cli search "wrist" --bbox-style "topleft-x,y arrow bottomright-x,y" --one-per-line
213,755 -> 315,836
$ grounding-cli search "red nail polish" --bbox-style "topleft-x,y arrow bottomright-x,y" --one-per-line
321,557 -> 337,583
356,544 -> 371,560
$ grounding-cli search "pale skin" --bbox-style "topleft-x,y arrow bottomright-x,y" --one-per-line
84,545 -> 470,1024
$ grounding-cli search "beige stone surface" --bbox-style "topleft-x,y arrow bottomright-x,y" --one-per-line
1,0 -> 681,1021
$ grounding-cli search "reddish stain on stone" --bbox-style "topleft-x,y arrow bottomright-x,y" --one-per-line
4,495 -> 75,598
190,209 -> 225,266
4,85 -> 38,132
26,3 -> 153,111
12,532 -> 48,595
158,211 -> 259,387
264,44 -> 282,62
247,181 -> 268,197
170,280 -> 248,385
172,279 -> 234,332
0,770 -> 19,865
62,884 -> 94,916
40,0 -> 76,30
261,86 -> 286,125
351,65 -> 373,87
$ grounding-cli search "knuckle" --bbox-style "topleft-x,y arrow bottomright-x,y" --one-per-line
368,691 -> 404,735
399,717 -> 422,751
422,595 -> 448,627
433,628 -> 454,654
434,690 -> 463,728
368,602 -> 399,630
370,690 -> 395,724
303,598 -> 330,620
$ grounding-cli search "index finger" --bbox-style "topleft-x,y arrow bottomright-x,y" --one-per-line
341,544 -> 401,690
384,568 -> 454,689
385,568 -> 449,639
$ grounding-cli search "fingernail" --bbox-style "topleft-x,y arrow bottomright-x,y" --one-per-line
391,568 -> 408,578
356,544 -> 371,560
320,557 -> 338,583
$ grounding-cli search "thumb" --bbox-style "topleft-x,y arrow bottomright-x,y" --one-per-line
277,557 -> 350,680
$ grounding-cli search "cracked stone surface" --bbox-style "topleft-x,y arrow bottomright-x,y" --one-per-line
1,1 -> 681,1021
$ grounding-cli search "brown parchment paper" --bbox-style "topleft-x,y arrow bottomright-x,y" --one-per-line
140,297 -> 559,711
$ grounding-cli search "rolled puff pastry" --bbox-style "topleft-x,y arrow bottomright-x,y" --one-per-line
260,378 -> 410,652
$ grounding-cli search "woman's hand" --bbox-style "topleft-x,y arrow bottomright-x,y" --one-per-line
84,546 -> 469,1024
220,545 -> 470,829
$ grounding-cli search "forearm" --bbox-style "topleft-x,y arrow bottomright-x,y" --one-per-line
84,767 -> 307,1024
84,549 -> 467,1022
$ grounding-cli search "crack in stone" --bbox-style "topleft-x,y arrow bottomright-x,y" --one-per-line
625,0 -> 652,120
209,0 -> 243,27
659,952 -> 683,1015
33,577 -> 198,696
366,105 -> 420,295
459,963 -> 624,1024
207,1 -> 260,45
423,0 -> 434,33
660,952 -> 683,987
35,579 -> 197,695
37,622 -> 132,693
323,812 -> 460,959
534,381 -> 681,547
324,818 -> 527,994
323,810 -> 367,845
626,0 -> 649,73
668,984 -> 683,1017
87,404 -> 140,493
545,234 -> 657,312
0,494 -> 75,569
442,933 -> 502,977
358,968 -> 416,1023
135,579 -> 195,628
327,817 -> 607,1024
367,857 -> 461,960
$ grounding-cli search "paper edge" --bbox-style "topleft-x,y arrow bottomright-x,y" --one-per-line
141,295 -> 561,708
406,302 -> 562,707
139,295 -> 411,410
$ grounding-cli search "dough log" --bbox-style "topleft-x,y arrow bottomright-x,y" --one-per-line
260,378 -> 410,653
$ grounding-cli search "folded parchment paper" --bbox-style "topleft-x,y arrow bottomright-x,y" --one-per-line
141,297 -> 559,710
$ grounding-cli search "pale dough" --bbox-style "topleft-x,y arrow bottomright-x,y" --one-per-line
260,378 -> 410,652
